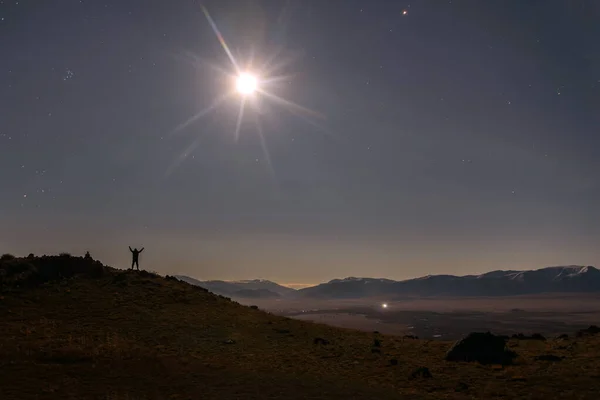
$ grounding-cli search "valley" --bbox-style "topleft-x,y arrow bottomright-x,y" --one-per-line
240,294 -> 600,340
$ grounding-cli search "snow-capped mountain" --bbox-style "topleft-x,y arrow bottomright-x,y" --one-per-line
297,266 -> 600,299
299,277 -> 398,298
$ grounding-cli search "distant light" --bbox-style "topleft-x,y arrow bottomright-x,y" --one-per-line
382,303 -> 388,309
402,10 -> 408,15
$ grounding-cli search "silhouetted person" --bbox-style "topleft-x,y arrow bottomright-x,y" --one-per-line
129,246 -> 144,270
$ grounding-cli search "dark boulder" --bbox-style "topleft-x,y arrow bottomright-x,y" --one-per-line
535,354 -> 564,362
455,382 -> 469,392
576,325 -> 600,337
530,333 -> 546,341
511,333 -> 546,341
445,332 -> 517,365
409,367 -> 432,379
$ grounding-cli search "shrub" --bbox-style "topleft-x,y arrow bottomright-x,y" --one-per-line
1,254 -> 16,261
38,346 -> 93,364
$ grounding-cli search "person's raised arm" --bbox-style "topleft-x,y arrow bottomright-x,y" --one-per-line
129,246 -> 133,252
139,248 -> 144,253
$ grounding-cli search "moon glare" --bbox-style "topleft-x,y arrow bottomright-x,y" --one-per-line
236,73 -> 258,95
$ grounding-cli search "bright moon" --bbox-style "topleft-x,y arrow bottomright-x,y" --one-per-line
236,73 -> 257,95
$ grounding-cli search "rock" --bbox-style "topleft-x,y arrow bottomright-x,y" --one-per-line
223,339 -> 235,344
410,367 -> 432,379
576,325 -> 600,337
531,333 -> 546,341
249,305 -> 258,310
455,382 -> 469,392
511,333 -> 546,341
535,354 -> 564,362
445,332 -> 517,365
313,337 -> 329,345
389,358 -> 398,366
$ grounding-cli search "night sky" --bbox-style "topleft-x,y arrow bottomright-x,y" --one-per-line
1,0 -> 599,286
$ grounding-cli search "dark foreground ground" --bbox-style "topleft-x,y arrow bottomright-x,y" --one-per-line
2,255 -> 600,399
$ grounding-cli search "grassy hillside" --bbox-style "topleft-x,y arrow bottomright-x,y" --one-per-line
1,254 -> 600,399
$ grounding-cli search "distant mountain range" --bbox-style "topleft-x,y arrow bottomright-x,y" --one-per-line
176,265 -> 600,299
173,276 -> 295,299
297,266 -> 600,299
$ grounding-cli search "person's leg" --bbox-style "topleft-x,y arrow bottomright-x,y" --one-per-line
135,260 -> 140,270
131,260 -> 135,270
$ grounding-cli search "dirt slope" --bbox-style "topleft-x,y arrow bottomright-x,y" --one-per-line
1,255 -> 600,399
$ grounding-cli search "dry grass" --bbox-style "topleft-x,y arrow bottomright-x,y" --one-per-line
1,260 -> 600,399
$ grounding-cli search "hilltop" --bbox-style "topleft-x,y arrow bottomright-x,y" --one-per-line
2,254 -> 600,399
